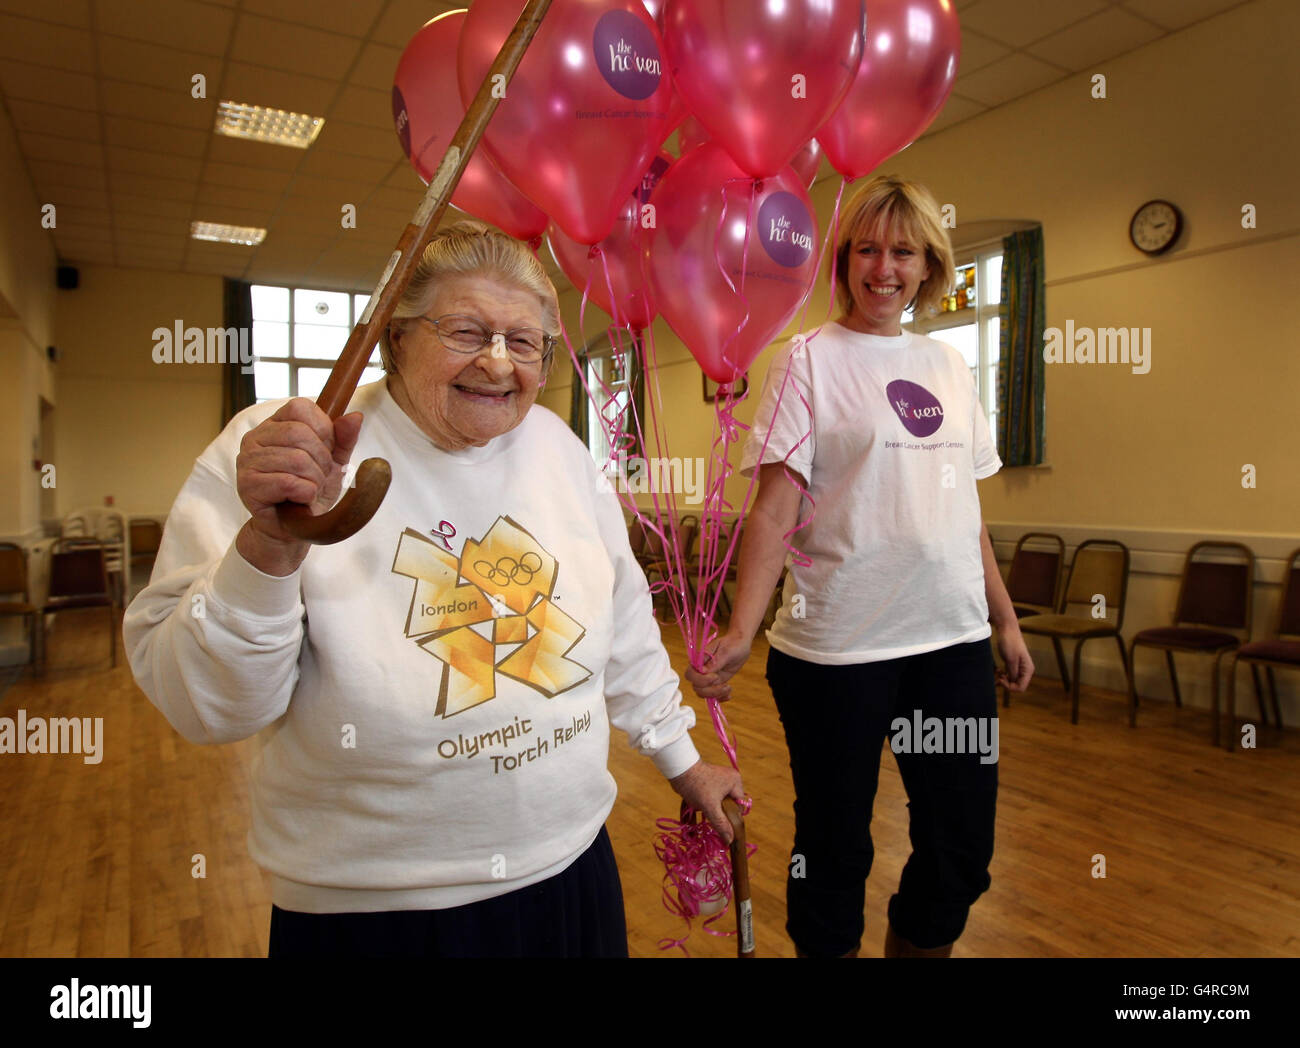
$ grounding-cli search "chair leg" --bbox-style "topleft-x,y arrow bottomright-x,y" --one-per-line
1052,637 -> 1070,692
1126,640 -> 1140,728
109,605 -> 117,668
1249,664 -> 1266,725
1226,656 -> 1240,753
1266,666 -> 1282,729
1218,655 -> 1232,748
1211,650 -> 1225,744
1165,650 -> 1182,708
1070,639 -> 1086,724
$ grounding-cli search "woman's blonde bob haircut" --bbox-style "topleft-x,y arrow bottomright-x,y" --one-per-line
379,220 -> 562,374
831,175 -> 954,321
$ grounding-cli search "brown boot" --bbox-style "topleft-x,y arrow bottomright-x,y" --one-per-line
883,923 -> 953,958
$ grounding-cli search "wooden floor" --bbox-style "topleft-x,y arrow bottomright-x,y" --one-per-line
1,606 -> 1297,957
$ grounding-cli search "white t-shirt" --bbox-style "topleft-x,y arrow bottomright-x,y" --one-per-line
741,321 -> 1001,664
124,380 -> 700,913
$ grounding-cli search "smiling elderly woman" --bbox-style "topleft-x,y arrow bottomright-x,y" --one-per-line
124,221 -> 741,959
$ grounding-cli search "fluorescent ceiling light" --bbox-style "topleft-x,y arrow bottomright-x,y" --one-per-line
191,221 -> 267,246
215,100 -> 324,148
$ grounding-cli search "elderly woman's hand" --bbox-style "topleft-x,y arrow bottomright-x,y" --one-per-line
235,399 -> 364,576
668,760 -> 745,845
683,632 -> 752,702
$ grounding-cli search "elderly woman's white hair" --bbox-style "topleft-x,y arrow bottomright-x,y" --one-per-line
379,220 -> 562,375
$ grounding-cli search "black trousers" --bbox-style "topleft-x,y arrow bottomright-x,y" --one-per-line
767,640 -> 998,956
268,826 -> 628,958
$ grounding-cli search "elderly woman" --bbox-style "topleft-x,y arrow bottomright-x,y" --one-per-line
125,221 -> 741,958
687,176 -> 1033,959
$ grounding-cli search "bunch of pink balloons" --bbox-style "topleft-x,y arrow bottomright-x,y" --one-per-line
392,0 -> 961,381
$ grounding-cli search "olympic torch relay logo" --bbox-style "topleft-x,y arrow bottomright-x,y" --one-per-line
392,517 -> 592,718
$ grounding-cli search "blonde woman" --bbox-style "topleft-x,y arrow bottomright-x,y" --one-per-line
127,222 -> 741,958
687,177 -> 1032,958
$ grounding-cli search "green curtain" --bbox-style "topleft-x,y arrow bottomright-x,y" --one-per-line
997,228 -> 1046,466
221,278 -> 257,425
568,346 -> 589,445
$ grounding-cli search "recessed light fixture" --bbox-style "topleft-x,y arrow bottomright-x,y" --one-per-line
214,100 -> 324,149
191,221 -> 267,246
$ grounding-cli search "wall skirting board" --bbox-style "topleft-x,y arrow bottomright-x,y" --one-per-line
987,522 -> 1298,726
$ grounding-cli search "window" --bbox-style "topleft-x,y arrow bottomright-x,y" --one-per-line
906,249 -> 1003,434
584,347 -> 634,470
250,285 -> 384,403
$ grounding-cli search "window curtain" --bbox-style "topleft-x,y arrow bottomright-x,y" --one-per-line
568,346 -> 590,445
996,227 -> 1046,466
221,278 -> 256,425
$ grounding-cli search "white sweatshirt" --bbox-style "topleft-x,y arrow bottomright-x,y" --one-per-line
124,379 -> 700,913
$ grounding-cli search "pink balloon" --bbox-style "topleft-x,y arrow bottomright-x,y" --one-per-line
645,143 -> 819,384
393,12 -> 548,241
818,0 -> 960,181
458,0 -> 675,246
661,0 -> 863,178
790,138 -> 824,190
548,152 -> 673,331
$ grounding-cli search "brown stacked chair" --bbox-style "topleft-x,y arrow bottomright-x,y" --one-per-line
1126,542 -> 1253,734
0,543 -> 38,665
40,538 -> 116,671
1224,547 -> 1300,752
644,514 -> 700,622
1005,532 -> 1069,687
1015,540 -> 1130,723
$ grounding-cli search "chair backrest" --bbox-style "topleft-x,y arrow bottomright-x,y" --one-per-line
48,540 -> 109,600
1006,532 -> 1064,612
1061,539 -> 1130,629
677,514 -> 700,565
1277,547 -> 1300,641
1174,541 -> 1254,637
62,512 -> 90,538
0,542 -> 29,599
130,519 -> 163,557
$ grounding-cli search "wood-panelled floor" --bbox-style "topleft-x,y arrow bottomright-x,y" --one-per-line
2,607 -> 1297,957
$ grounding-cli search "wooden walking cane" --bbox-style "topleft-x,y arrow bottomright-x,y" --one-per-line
275,0 -> 554,544
723,797 -> 755,958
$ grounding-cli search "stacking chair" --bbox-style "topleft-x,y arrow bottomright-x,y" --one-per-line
0,543 -> 38,665
1224,547 -> 1300,752
643,514 -> 700,621
1015,540 -> 1131,723
1005,532 -> 1068,684
1126,542 -> 1253,733
40,538 -> 116,671
128,517 -> 164,598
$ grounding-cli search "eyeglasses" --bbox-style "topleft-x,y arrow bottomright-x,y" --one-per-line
415,314 -> 556,364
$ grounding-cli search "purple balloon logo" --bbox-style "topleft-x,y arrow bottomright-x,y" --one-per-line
593,10 -> 662,101
636,154 -> 671,205
391,85 -> 411,159
758,192 -> 815,269
885,379 -> 945,437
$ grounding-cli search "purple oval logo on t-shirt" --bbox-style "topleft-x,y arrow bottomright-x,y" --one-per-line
593,10 -> 662,100
885,379 -> 945,437
758,192 -> 815,268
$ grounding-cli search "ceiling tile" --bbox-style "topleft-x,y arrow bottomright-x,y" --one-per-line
329,84 -> 392,128
100,80 -> 216,130
919,93 -> 989,137
219,61 -> 336,117
116,249 -> 186,269
349,41 -> 403,93
1118,0 -> 1251,31
366,185 -> 423,212
206,133 -> 304,172
954,52 -> 1065,108
6,98 -> 103,142
56,243 -> 116,262
53,221 -> 114,242
30,162 -> 109,192
231,14 -> 360,80
0,0 -> 90,28
49,196 -> 112,223
113,210 -> 188,234
108,171 -> 196,202
98,35 -> 219,91
370,0 -> 458,48
201,160 -> 294,192
296,147 -> 394,184
116,228 -> 188,252
197,182 -> 271,210
191,204 -> 276,230
241,0 -> 385,37
0,59 -> 99,109
104,116 -> 209,157
288,173 -> 374,201
0,13 -> 95,72
94,0 -> 234,57
20,132 -> 105,169
957,29 -> 1011,77
107,145 -> 204,182
960,0 -> 1110,47
312,119 -> 404,162
1028,7 -> 1165,72
112,193 -> 193,218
